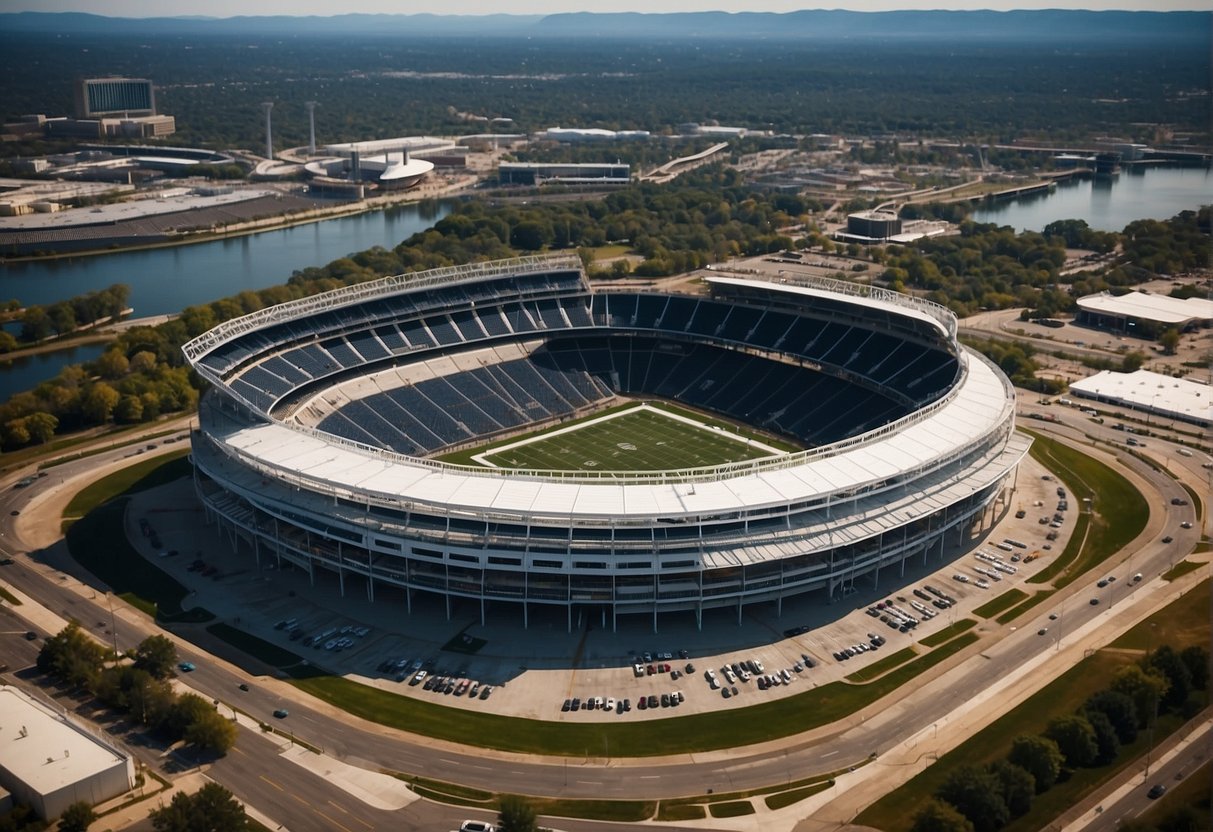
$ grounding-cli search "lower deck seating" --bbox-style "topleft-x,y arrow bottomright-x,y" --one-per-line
316,334 -> 920,455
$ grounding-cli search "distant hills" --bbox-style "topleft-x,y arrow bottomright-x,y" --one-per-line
0,9 -> 1208,44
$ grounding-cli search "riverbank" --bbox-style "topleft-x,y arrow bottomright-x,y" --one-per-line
0,172 -> 476,264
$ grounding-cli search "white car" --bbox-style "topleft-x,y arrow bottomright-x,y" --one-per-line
605,697 -> 616,712
460,822 -> 496,832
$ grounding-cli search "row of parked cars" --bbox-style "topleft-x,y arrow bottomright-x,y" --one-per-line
422,674 -> 493,699
832,634 -> 886,661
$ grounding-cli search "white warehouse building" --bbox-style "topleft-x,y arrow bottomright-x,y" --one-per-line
0,686 -> 135,820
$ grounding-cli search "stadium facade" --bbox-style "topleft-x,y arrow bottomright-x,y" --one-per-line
184,255 -> 1027,630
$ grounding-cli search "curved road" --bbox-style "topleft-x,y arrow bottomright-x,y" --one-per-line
0,410 -> 1204,830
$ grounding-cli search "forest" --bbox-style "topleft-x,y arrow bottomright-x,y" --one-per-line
0,167 -> 1206,451
1,22 -> 1208,156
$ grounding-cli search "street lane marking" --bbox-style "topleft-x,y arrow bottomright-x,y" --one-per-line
291,793 -> 310,807
328,800 -> 349,813
258,775 -> 284,792
315,809 -> 355,832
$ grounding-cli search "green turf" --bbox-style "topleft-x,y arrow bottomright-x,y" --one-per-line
973,588 -> 1028,619
844,647 -> 917,682
1163,560 -> 1205,582
478,405 -> 779,472
1021,430 -> 1149,588
918,619 -> 976,647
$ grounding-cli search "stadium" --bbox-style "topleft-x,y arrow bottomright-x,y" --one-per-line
184,254 -> 1028,631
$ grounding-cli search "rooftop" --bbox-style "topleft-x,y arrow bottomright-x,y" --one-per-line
0,686 -> 131,797
1076,291 -> 1213,326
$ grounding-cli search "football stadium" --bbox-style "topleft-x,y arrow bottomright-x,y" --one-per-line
184,254 -> 1028,630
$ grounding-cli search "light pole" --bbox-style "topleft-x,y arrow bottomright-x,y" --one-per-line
106,591 -> 118,656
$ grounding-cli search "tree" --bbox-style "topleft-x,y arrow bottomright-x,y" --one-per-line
24,411 -> 58,444
497,794 -> 538,832
150,783 -> 247,832
1084,689 -> 1139,744
81,382 -> 121,424
987,760 -> 1034,818
1008,734 -> 1063,793
1179,646 -> 1208,691
133,635 -> 178,680
184,707 -> 238,754
59,801 -> 97,832
1045,715 -> 1099,768
164,693 -> 215,742
935,765 -> 1010,832
1084,709 -> 1121,765
910,798 -> 974,832
93,350 -> 130,380
1111,664 -> 1169,727
1158,328 -> 1180,356
1147,645 -> 1193,712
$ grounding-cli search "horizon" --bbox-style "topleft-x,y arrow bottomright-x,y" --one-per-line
1,1 -> 1207,16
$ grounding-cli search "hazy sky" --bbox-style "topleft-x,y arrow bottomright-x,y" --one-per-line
0,0 -> 1206,14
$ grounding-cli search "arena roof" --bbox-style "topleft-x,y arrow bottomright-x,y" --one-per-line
206,343 -> 1009,522
1069,369 -> 1213,427
1076,291 -> 1213,326
706,274 -> 955,339
0,686 -> 130,798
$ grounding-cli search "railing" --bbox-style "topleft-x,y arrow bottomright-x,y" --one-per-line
181,253 -> 583,362
712,271 -> 959,340
198,346 -> 1019,505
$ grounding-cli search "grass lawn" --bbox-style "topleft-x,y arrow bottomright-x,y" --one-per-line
477,404 -> 779,472
857,578 -> 1212,832
63,450 -> 191,521
1111,578 -> 1210,652
973,588 -> 1027,619
995,589 -> 1055,625
845,647 -> 916,682
1022,430 -> 1149,588
856,651 -> 1138,831
66,498 -> 211,622
1164,560 -> 1205,582
708,801 -> 755,818
919,619 -> 976,647
206,623 -> 306,668
285,632 -> 977,757
62,451 -> 212,623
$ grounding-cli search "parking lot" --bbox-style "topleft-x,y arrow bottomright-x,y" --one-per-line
127,456 -> 1073,721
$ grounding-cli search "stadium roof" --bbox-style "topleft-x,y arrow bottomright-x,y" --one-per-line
1069,369 -> 1213,427
210,346 -> 1010,522
1076,291 -> 1213,326
0,686 -> 130,797
705,274 -> 953,339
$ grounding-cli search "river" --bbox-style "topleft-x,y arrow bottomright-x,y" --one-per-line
971,164 -> 1211,232
0,201 -> 450,401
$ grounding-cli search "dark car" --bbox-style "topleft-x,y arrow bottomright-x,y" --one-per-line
783,625 -> 811,637
273,709 -> 289,719
1147,783 -> 1167,799
238,683 -> 250,691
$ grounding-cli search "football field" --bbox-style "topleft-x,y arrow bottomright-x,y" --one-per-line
474,403 -> 785,472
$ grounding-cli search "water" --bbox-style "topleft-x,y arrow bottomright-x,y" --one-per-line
971,164 -> 1212,232
0,200 -> 449,400
0,341 -> 108,401
0,201 -> 450,318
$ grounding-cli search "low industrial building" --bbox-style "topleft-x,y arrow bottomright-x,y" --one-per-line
0,686 -> 135,820
498,162 -> 630,186
1075,291 -> 1213,337
1068,369 -> 1212,428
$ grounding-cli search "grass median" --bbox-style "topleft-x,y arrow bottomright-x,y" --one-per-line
1022,430 -> 1149,588
62,450 -> 211,623
856,580 -> 1212,832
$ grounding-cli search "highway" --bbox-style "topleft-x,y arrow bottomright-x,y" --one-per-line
0,407 -> 1206,830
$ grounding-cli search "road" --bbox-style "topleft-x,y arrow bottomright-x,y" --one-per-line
0,407 -> 1206,830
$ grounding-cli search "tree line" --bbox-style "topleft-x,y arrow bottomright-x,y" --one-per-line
37,623 -> 238,755
0,178 -> 1206,451
910,642 -> 1209,832
0,284 -> 130,355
